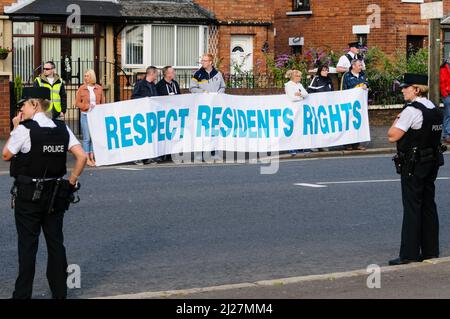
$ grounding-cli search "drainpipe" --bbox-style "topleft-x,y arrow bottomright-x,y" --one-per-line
113,22 -> 126,102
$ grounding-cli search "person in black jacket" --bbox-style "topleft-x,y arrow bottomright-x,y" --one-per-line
308,65 -> 334,93
131,66 -> 159,164
131,66 -> 158,99
155,66 -> 181,162
156,66 -> 181,96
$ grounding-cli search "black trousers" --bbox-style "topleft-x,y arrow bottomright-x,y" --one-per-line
399,162 -> 440,260
12,184 -> 67,299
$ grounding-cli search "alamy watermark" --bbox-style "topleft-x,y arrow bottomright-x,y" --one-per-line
67,264 -> 81,289
66,4 -> 81,30
366,264 -> 381,289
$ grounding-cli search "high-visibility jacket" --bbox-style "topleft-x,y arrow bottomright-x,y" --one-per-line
35,77 -> 62,113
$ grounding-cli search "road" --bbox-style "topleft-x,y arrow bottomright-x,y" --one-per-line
1,154 -> 449,298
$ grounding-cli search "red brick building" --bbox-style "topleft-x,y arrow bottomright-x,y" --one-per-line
194,0 -> 275,74
275,0 -> 450,59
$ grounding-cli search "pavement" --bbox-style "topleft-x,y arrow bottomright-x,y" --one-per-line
103,257 -> 450,299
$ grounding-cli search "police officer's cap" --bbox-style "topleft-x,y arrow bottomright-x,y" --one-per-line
399,73 -> 428,89
348,42 -> 362,49
17,87 -> 51,107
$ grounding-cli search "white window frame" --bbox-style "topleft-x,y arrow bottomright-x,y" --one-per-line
122,24 -> 208,70
121,25 -> 146,69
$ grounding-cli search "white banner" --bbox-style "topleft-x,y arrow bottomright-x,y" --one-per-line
87,88 -> 370,166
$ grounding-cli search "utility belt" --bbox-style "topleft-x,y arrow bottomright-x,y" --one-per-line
392,145 -> 447,176
11,175 -> 80,213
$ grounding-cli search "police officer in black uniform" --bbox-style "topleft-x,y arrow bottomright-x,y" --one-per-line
387,73 -> 446,265
1,87 -> 87,299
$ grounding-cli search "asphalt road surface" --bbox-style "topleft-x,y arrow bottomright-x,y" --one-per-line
1,154 -> 449,299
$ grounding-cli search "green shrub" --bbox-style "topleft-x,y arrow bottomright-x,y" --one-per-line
14,75 -> 23,104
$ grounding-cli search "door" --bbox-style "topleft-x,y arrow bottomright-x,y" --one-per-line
230,35 -> 253,74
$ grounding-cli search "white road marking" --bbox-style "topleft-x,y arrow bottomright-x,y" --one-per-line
115,167 -> 144,171
294,177 -> 450,187
319,179 -> 400,185
294,183 -> 328,188
319,177 -> 450,185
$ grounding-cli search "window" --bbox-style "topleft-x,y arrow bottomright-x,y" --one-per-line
177,26 -> 199,67
43,24 -> 61,34
125,26 -> 144,65
292,46 -> 302,56
13,22 -> 34,35
72,25 -> 94,35
407,35 -> 426,59
203,27 -> 208,55
13,22 -> 35,82
444,31 -> 450,60
293,0 -> 310,11
152,25 -> 174,66
13,22 -> 99,84
357,34 -> 368,47
122,24 -> 208,71
40,24 -> 96,83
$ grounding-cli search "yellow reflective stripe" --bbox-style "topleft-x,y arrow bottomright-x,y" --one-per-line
47,102 -> 62,112
35,77 -> 62,112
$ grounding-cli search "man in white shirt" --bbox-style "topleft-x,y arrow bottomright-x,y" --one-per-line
336,42 -> 366,73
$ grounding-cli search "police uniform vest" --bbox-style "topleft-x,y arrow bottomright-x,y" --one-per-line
397,101 -> 443,154
345,53 -> 362,65
10,119 -> 69,179
35,77 -> 62,113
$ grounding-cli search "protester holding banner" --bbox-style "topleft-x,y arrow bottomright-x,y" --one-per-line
132,66 -> 159,99
308,65 -> 334,93
341,60 -> 368,91
190,53 -> 225,162
284,69 -> 309,102
131,66 -> 161,164
156,66 -> 181,96
341,59 -> 368,151
75,69 -> 105,167
190,53 -> 226,94
284,69 -> 310,155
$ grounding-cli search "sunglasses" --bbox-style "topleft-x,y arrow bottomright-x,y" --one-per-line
43,68 -> 53,70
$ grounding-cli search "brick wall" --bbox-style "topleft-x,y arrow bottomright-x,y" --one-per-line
0,0 -> 15,14
213,25 -> 274,74
194,0 -> 274,22
0,75 -> 11,138
274,0 -> 441,57
194,0 -> 275,74
369,109 -> 398,126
